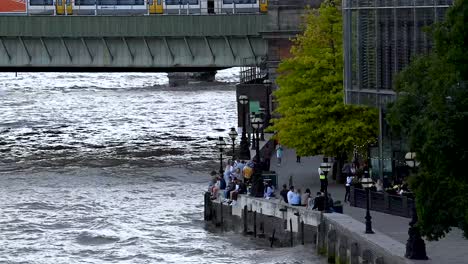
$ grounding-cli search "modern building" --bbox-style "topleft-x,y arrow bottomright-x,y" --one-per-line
342,0 -> 453,183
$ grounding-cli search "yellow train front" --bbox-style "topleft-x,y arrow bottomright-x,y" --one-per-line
24,0 -> 267,15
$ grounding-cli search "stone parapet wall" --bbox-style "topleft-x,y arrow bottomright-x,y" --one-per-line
204,192 -> 415,264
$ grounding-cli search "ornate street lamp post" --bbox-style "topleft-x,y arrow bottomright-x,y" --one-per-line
216,137 -> 226,174
250,114 -> 264,197
238,95 -> 250,160
258,107 -> 266,141
263,79 -> 272,127
361,177 -> 374,234
228,127 -> 238,160
319,158 -> 332,212
251,114 -> 263,164
250,112 -> 257,150
404,152 -> 428,260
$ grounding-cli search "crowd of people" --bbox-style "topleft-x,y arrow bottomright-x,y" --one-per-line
208,159 -> 258,205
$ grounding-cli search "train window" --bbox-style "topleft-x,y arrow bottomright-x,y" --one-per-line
149,0 -> 153,4
30,0 -> 54,5
157,0 -> 162,4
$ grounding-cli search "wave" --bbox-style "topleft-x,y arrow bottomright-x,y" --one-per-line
76,231 -> 120,245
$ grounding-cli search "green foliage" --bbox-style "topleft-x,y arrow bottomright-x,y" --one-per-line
270,0 -> 378,157
387,0 -> 468,240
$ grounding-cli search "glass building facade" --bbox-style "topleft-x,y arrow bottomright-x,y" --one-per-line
342,0 -> 453,183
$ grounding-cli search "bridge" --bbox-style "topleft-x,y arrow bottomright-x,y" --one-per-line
0,0 -> 317,72
0,15 -> 267,72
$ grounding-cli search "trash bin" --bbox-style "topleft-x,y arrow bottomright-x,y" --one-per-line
261,172 -> 278,188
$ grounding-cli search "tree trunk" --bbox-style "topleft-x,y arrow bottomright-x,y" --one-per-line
333,152 -> 347,184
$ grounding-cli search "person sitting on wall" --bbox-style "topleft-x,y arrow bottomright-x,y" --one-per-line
264,181 -> 275,199
224,177 -> 235,199
219,174 -> 226,190
243,161 -> 254,184
312,192 -> 325,211
211,176 -> 222,200
280,184 -> 289,203
290,188 -> 301,206
302,188 -> 311,207
228,178 -> 247,205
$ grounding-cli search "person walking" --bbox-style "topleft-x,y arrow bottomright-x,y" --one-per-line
276,144 -> 283,166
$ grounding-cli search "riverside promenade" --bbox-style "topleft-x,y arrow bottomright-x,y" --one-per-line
266,145 -> 468,264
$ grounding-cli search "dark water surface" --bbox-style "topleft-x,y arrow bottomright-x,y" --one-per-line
0,72 -> 322,264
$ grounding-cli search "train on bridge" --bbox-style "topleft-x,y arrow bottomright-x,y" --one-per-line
1,0 -> 267,15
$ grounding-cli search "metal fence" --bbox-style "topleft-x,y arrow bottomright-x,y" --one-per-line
350,186 -> 414,218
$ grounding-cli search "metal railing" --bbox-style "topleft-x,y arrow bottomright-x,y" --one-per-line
350,186 -> 414,218
239,57 -> 267,84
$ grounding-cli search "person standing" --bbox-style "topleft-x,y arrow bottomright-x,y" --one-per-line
287,186 -> 295,205
276,144 -> 283,166
280,184 -> 288,203
344,173 -> 353,203
318,167 -> 327,193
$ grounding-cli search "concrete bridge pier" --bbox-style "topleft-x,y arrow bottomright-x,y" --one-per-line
168,71 -> 217,87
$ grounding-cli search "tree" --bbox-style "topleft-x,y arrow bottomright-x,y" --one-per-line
387,0 -> 468,240
270,0 -> 378,165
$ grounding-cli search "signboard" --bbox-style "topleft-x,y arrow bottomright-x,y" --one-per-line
0,0 -> 27,13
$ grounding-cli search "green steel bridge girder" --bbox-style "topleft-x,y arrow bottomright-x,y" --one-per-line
0,15 -> 268,71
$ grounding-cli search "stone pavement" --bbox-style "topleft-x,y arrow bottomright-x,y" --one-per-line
268,145 -> 468,264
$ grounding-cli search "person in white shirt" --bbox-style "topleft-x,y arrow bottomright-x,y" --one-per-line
287,186 -> 295,205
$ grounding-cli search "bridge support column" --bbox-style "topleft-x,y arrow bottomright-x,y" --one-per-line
168,71 -> 217,87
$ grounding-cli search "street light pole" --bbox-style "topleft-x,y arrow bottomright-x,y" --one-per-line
258,107 -> 265,141
250,114 -> 264,197
404,152 -> 428,260
228,127 -> 238,160
361,177 -> 374,234
238,95 -> 250,160
216,137 -> 226,174
250,112 -> 256,150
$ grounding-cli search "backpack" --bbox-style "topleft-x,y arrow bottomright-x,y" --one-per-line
243,166 -> 253,179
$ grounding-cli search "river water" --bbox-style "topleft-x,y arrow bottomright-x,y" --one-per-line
0,71 -> 323,264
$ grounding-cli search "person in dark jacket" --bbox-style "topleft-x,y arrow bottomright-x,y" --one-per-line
279,184 -> 288,203
312,192 -> 325,211
219,175 -> 226,190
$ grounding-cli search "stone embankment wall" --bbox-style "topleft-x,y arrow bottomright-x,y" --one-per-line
204,193 -> 414,264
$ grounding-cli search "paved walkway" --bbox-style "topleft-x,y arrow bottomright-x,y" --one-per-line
268,146 -> 468,264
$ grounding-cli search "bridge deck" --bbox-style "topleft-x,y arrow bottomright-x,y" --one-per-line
0,15 -> 268,71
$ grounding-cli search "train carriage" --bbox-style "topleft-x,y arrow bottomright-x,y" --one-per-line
6,0 -> 266,15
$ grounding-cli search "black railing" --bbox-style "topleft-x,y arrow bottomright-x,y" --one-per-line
350,186 -> 413,218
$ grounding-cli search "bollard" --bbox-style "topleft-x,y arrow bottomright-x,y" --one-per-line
220,202 -> 223,227
258,222 -> 265,238
290,218 -> 293,247
253,211 -> 257,238
301,221 -> 305,245
270,229 -> 276,247
243,205 -> 248,234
